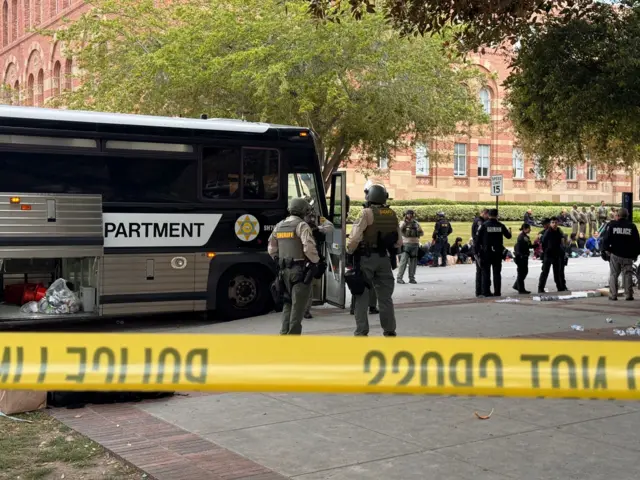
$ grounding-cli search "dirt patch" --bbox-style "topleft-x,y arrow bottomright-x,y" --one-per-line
0,411 -> 146,480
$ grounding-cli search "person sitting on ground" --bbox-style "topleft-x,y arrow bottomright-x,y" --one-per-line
449,237 -> 468,264
461,238 -> 473,257
567,233 -> 584,257
523,209 -> 537,226
558,209 -> 571,227
577,232 -> 587,249
585,231 -> 601,256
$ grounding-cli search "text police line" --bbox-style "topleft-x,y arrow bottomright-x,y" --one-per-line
105,222 -> 206,239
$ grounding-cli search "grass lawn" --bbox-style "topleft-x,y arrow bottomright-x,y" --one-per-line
422,221 -> 525,248
0,410 -> 143,480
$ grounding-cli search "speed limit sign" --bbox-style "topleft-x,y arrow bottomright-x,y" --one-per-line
491,175 -> 503,196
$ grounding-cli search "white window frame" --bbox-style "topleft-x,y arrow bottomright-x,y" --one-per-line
565,165 -> 577,181
512,147 -> 525,179
586,158 -> 597,181
477,144 -> 490,177
415,143 -> 429,176
453,143 -> 467,177
377,155 -> 388,170
479,88 -> 491,115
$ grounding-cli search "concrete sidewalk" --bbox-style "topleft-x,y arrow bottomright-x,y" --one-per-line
50,296 -> 640,480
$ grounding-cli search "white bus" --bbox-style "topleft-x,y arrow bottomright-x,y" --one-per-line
0,106 -> 346,322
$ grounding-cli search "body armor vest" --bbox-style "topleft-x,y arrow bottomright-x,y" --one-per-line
362,206 -> 398,247
402,220 -> 420,238
273,217 -> 305,260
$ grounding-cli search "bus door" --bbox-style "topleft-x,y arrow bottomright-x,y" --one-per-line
324,171 -> 346,308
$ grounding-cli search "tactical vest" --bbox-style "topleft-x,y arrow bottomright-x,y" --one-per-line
402,220 -> 420,238
435,219 -> 450,237
362,206 -> 398,247
273,217 -> 305,260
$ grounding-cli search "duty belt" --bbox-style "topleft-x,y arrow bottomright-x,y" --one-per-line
279,258 -> 306,269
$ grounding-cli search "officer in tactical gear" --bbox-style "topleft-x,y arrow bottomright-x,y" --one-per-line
601,207 -> 640,301
349,184 -> 379,315
268,197 -> 320,335
432,212 -> 452,267
347,184 -> 402,336
475,209 -> 512,297
472,208 -> 489,297
397,209 -> 423,284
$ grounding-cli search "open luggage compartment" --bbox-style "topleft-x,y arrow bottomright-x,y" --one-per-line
0,193 -> 103,321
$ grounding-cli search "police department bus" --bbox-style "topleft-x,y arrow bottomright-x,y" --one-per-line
0,106 -> 347,322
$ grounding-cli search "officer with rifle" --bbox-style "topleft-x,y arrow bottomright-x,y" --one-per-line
346,184 -> 402,337
268,197 -> 323,335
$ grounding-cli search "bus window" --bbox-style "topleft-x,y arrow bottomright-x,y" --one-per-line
288,173 -> 321,215
202,147 -> 241,199
242,148 -> 279,201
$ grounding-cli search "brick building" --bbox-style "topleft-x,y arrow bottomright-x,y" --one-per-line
344,50 -> 633,203
0,2 -> 632,204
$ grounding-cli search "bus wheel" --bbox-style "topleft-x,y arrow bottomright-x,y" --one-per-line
217,265 -> 271,320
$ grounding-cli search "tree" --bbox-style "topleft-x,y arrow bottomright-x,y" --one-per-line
504,1 -> 640,175
52,0 -> 486,186
306,0 -> 604,52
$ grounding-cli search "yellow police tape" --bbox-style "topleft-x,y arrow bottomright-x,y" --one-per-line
1,333 -> 640,400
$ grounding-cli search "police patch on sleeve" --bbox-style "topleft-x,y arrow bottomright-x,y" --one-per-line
235,214 -> 260,242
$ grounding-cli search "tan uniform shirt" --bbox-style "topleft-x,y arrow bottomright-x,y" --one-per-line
399,220 -> 424,245
268,216 -> 320,263
347,208 -> 403,254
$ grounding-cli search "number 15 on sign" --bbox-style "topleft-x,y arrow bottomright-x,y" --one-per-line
491,175 -> 503,211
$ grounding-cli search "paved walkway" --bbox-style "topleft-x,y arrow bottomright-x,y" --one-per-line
49,295 -> 640,480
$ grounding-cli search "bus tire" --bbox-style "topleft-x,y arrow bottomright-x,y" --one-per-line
216,264 -> 273,321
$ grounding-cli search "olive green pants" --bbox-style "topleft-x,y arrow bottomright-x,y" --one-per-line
397,244 -> 418,282
280,267 -> 311,335
350,284 -> 377,311
354,253 -> 396,336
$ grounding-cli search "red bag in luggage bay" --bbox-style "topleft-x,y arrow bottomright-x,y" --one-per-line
3,283 -> 47,306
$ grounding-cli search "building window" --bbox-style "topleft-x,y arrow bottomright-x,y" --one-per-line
25,0 -> 30,30
64,58 -> 72,90
34,0 -> 41,24
415,143 -> 429,176
35,69 -> 44,106
477,144 -> 490,177
2,1 -> 8,47
10,0 -> 16,41
26,73 -> 34,106
479,87 -> 491,115
453,143 -> 467,177
587,161 -> 597,181
377,155 -> 388,170
565,165 -> 577,181
533,157 -> 545,180
512,147 -> 524,179
52,60 -> 61,96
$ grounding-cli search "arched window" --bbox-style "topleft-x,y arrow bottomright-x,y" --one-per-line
13,79 -> 19,104
36,68 -> 43,105
10,0 -> 16,41
26,73 -> 34,106
34,0 -> 41,24
52,60 -> 61,96
2,1 -> 8,47
64,58 -> 72,90
479,87 -> 491,115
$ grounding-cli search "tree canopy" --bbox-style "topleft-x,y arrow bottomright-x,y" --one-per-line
51,0 -> 486,186
306,0 -> 605,52
504,1 -> 640,174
